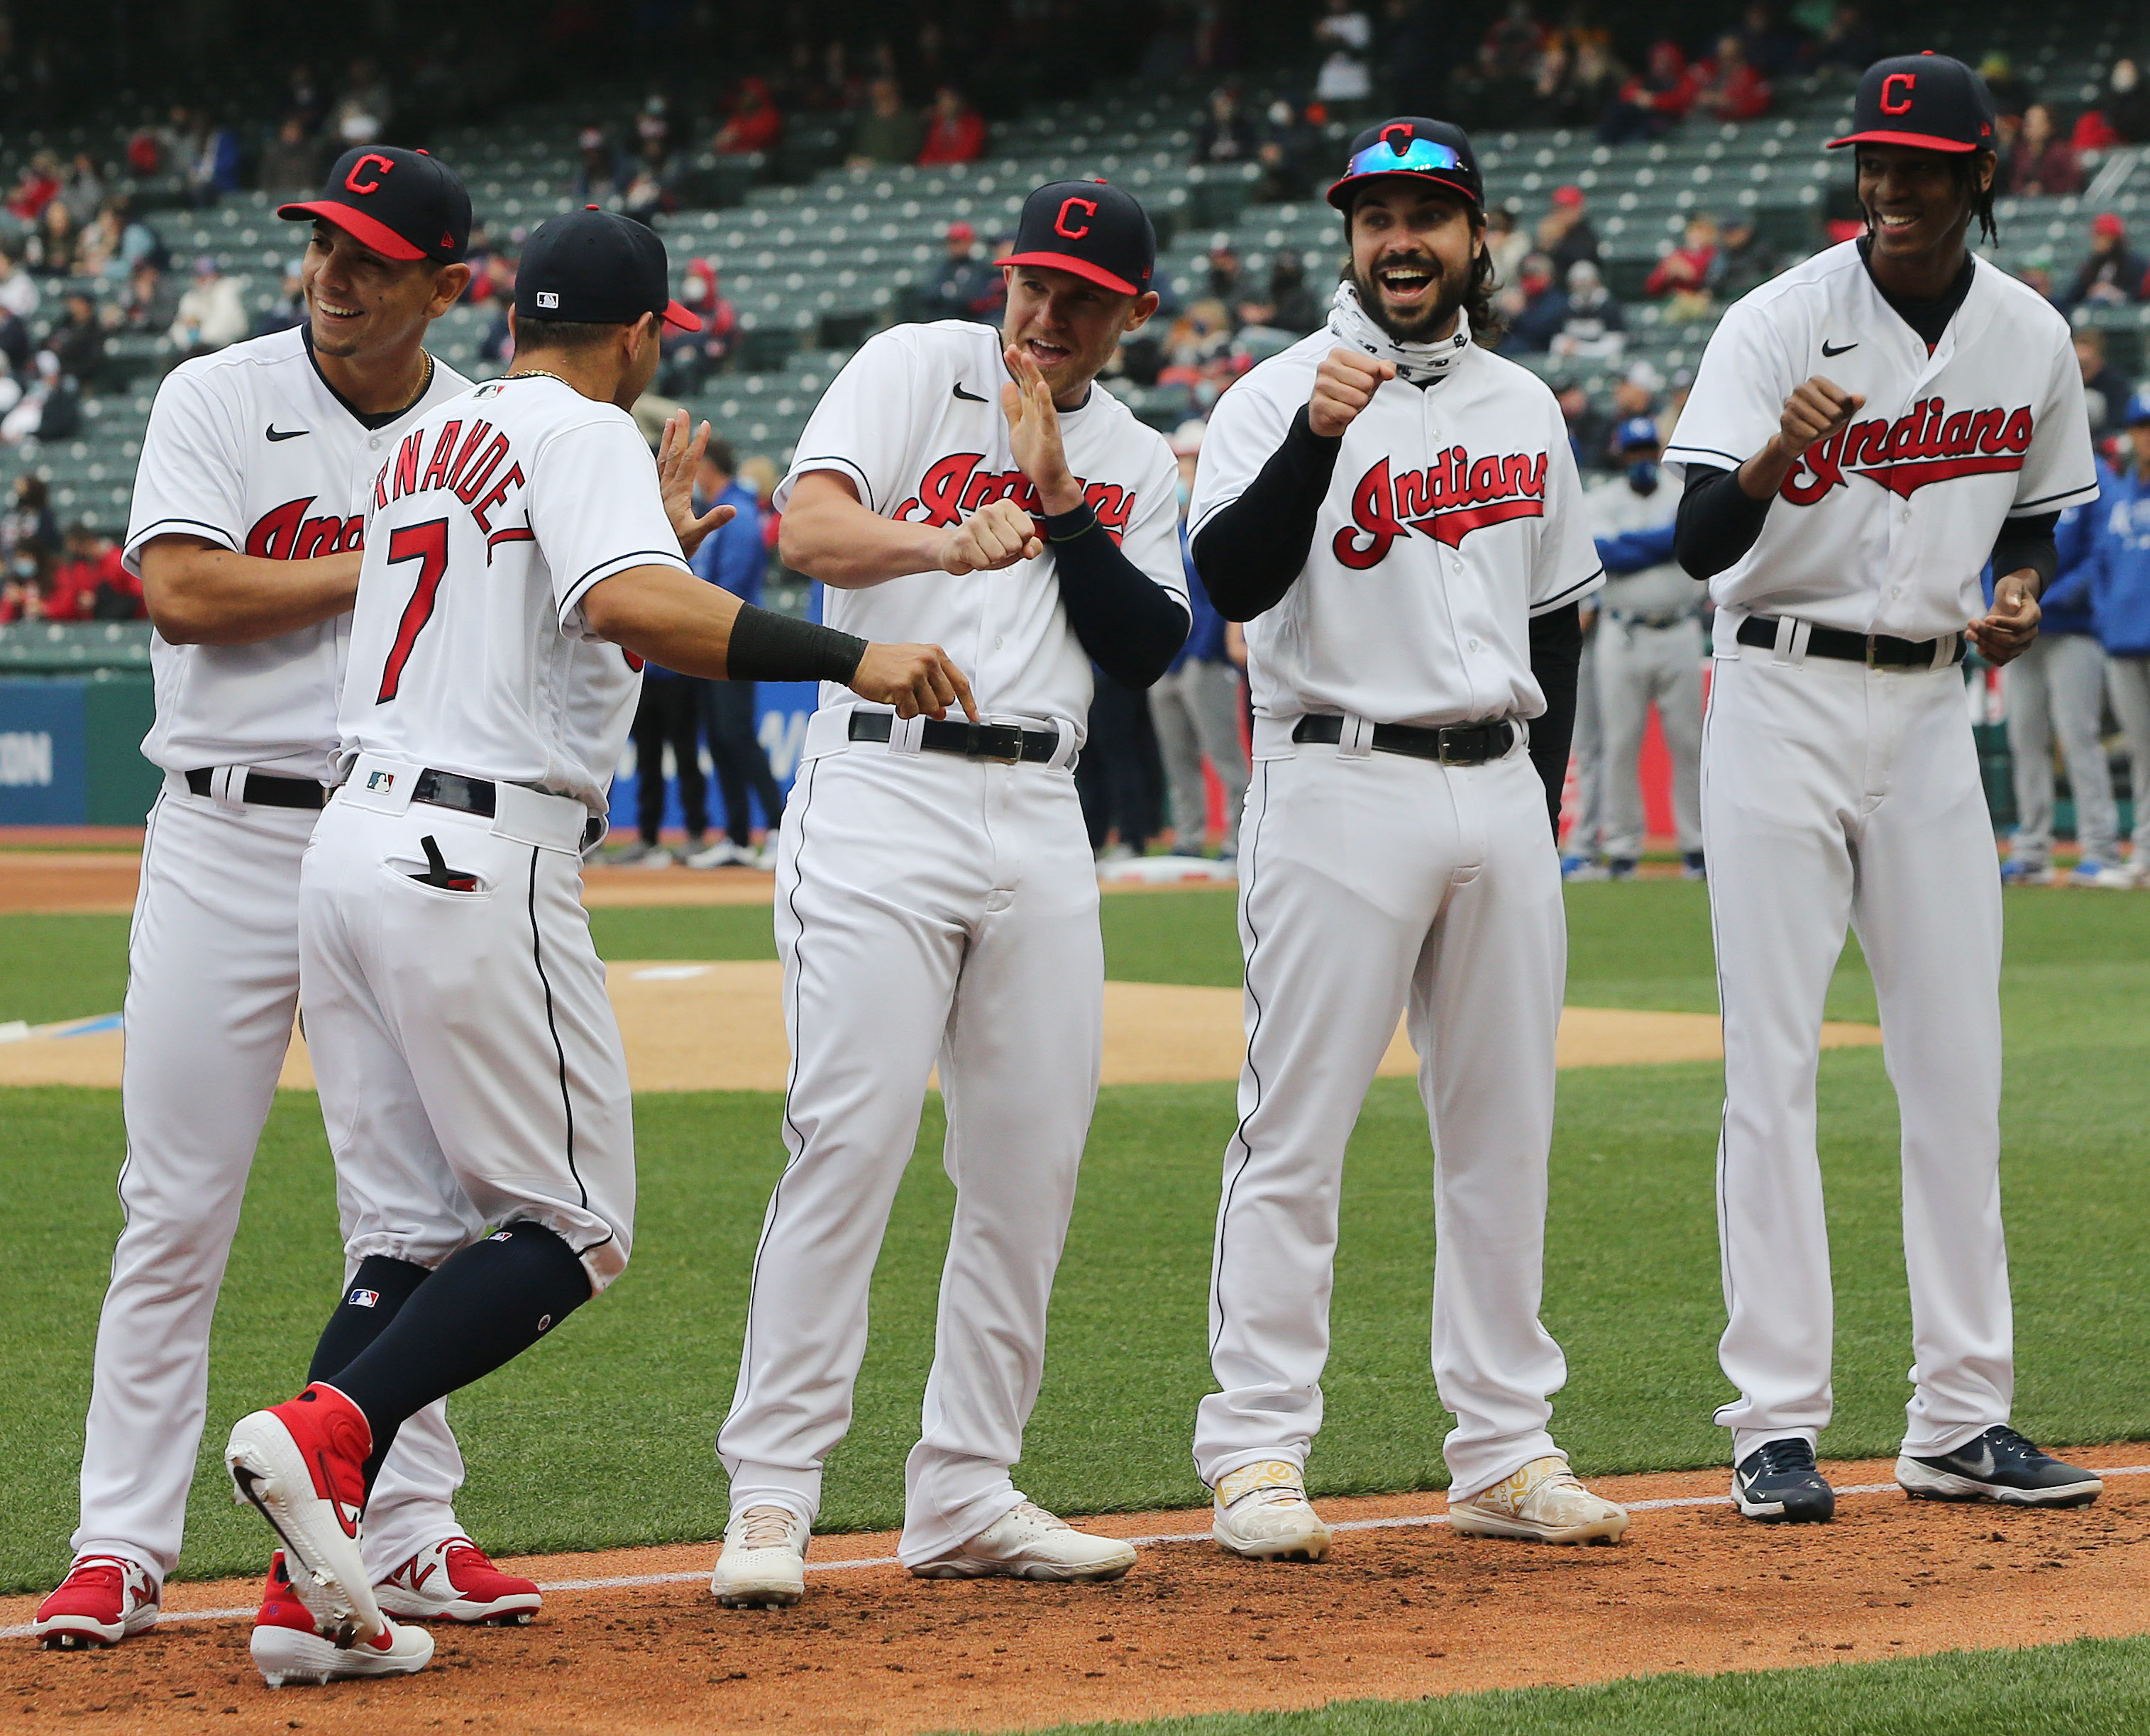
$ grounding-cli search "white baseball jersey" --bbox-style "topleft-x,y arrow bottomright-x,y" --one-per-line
773,320 -> 1186,741
340,373 -> 690,815
1665,241 -> 2097,640
126,326 -> 471,781
1189,329 -> 1603,732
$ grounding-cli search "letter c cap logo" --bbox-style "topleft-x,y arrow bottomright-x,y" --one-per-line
345,153 -> 397,195
1880,72 -> 1916,114
1054,196 -> 1098,240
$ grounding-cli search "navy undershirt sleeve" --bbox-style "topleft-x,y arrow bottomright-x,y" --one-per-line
1527,602 -> 1584,837
1044,504 -> 1190,691
1189,406 -> 1345,621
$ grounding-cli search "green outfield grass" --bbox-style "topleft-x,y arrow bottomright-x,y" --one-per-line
2,885 -> 2146,1596
1009,1637 -> 2150,1736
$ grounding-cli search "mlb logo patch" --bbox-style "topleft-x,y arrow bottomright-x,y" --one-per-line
367,770 -> 395,792
348,1288 -> 380,1308
536,292 -> 560,309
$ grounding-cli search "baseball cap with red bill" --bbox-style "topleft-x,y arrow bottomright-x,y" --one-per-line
279,145 -> 471,262
514,206 -> 702,332
998,179 -> 1155,297
1829,51 -> 1997,155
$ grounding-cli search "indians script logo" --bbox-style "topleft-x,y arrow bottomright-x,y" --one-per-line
894,453 -> 1135,541
1333,448 -> 1548,568
1780,398 -> 2035,505
245,497 -> 365,559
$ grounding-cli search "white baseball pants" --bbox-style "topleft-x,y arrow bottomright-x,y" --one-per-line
1194,728 -> 1571,1503
73,778 -> 466,1585
298,785 -> 635,1299
718,719 -> 1101,1566
1703,633 -> 2010,1463
2106,655 -> 2150,863
2006,631 -> 2118,867
1151,658 -> 1250,852
1597,615 -> 1704,861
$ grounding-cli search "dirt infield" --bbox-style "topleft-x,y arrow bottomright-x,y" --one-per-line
0,959 -> 1885,1090
4,1453 -> 2146,1735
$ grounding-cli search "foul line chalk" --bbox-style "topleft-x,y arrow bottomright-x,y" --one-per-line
11,1464 -> 2146,1641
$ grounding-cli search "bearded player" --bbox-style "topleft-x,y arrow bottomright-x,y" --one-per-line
1187,119 -> 1626,1560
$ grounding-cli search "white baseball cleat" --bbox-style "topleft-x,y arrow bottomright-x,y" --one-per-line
910,1501 -> 1137,1582
1211,1460 -> 1333,1561
1448,1455 -> 1629,1545
253,1552 -> 432,1688
223,1383 -> 384,1646
710,1506 -> 811,1608
375,1535 -> 542,1625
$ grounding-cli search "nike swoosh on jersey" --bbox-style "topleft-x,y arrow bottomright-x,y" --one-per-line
1820,341 -> 1858,358
952,384 -> 988,402
266,425 -> 311,441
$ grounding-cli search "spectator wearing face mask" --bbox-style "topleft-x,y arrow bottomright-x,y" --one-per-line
168,257 -> 247,360
1501,252 -> 1568,353
1549,258 -> 1625,361
2067,214 -> 2149,311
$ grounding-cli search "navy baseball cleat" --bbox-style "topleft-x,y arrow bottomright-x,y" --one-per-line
1897,1426 -> 2103,1508
1731,1438 -> 1836,1522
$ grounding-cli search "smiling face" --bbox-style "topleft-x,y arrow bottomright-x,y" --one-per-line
1347,179 -> 1482,343
302,220 -> 469,362
1000,263 -> 1159,404
1856,144 -> 1989,272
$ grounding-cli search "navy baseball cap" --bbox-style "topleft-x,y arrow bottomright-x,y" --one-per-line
1328,118 -> 1483,215
280,146 -> 471,262
2126,388 -> 2150,429
1829,52 -> 1997,155
515,207 -> 701,332
998,179 -> 1155,297
1616,416 -> 1661,451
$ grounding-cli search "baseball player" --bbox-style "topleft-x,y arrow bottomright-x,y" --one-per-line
2092,392 -> 2150,886
34,148 -> 544,1666
1187,118 -> 1626,1560
1589,415 -> 1704,878
711,179 -> 1188,1605
1666,53 -> 2104,1522
1999,471 -> 2123,888
217,206 -> 972,1678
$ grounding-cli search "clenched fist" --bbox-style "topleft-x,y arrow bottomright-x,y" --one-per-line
849,641 -> 981,721
1772,376 -> 1864,459
1308,348 -> 1396,438
937,497 -> 1043,575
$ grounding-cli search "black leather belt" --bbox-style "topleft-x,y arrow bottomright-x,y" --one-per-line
405,767 -> 607,849
184,768 -> 326,809
412,768 -> 497,817
848,710 -> 1059,763
1736,614 -> 1965,669
1293,713 -> 1516,765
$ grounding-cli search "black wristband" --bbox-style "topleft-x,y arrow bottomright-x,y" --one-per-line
1043,501 -> 1098,542
724,603 -> 867,685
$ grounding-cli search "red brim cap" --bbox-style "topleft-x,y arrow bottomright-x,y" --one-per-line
661,299 -> 702,333
1324,168 -> 1482,214
1826,129 -> 1980,153
277,199 -> 430,260
995,250 -> 1140,297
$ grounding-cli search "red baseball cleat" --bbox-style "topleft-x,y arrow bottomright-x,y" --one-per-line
375,1535 -> 542,1625
33,1554 -> 160,1649
224,1382 -> 382,1646
250,1552 -> 432,1687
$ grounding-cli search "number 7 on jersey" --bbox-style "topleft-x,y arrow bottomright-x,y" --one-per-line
375,519 -> 450,704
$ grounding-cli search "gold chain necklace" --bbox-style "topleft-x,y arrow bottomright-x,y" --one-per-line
503,367 -> 573,388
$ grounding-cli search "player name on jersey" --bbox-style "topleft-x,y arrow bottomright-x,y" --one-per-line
1778,396 -> 2035,504
895,453 -> 1135,539
372,414 -> 531,540
1336,447 -> 1550,565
